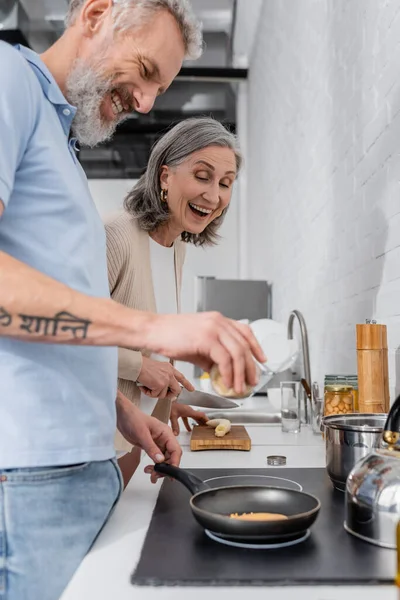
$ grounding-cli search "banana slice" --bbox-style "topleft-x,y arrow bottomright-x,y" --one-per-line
206,418 -> 232,437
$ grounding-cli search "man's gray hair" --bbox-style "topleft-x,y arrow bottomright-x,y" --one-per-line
124,117 -> 242,247
65,0 -> 203,60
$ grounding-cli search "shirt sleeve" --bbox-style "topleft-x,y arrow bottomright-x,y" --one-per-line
105,219 -> 144,381
118,347 -> 143,382
105,220 -> 125,293
0,43 -> 36,208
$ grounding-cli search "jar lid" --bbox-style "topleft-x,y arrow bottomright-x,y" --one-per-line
325,384 -> 353,392
267,455 -> 287,466
325,374 -> 357,380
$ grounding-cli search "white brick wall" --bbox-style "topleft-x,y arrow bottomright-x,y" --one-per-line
245,0 -> 400,400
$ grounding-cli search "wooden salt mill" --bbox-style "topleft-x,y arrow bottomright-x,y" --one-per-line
356,320 -> 389,413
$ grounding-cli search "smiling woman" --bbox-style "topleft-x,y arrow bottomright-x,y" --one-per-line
124,117 -> 242,246
105,117 -> 242,485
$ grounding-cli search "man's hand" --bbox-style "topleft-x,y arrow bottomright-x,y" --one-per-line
138,357 -> 194,400
170,403 -> 208,436
116,392 -> 182,483
142,312 -> 266,396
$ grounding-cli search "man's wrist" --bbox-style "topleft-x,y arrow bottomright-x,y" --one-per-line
136,312 -> 160,352
110,303 -> 158,351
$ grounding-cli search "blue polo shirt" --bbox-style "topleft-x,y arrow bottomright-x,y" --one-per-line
0,42 -> 118,468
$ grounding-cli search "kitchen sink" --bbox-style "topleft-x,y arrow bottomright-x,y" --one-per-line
204,410 -> 281,424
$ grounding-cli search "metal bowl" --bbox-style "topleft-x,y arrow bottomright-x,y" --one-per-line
322,414 -> 387,492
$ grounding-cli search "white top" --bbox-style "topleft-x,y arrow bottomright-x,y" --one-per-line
139,237 -> 178,413
149,237 -> 177,316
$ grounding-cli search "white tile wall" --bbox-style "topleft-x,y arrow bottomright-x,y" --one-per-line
244,0 -> 400,399
88,179 -> 137,218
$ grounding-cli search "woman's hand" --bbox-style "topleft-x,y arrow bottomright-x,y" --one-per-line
169,403 -> 208,436
137,356 -> 194,400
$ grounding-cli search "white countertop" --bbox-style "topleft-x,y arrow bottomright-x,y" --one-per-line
61,402 -> 398,600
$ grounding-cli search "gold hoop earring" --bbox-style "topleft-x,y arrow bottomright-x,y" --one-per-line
160,189 -> 168,203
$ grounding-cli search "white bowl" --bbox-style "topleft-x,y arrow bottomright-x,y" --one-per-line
250,318 -> 299,374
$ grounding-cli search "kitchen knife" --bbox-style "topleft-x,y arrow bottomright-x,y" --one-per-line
176,388 -> 239,409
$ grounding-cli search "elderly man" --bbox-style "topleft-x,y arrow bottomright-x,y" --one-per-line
0,1 -> 264,599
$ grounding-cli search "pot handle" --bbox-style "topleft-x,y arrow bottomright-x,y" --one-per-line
154,463 -> 209,494
382,394 -> 400,447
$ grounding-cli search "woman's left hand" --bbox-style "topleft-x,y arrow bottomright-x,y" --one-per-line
170,403 -> 208,436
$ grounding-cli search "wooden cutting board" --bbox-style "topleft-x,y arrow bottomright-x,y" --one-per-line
190,425 -> 251,451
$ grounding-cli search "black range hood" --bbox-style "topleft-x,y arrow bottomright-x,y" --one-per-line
0,29 -> 30,47
176,66 -> 248,83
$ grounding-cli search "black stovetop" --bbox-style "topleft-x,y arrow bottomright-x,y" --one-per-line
132,468 -> 396,587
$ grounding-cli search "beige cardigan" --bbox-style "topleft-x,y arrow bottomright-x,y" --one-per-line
105,211 -> 186,452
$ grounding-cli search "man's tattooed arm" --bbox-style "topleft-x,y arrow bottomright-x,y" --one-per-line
0,250 -> 153,347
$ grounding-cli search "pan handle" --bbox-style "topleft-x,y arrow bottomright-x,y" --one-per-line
154,463 -> 209,494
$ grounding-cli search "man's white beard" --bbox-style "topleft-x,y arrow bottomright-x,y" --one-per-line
66,58 -> 128,147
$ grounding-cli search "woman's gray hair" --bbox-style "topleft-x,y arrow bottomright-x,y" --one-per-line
65,0 -> 203,60
124,117 -> 242,247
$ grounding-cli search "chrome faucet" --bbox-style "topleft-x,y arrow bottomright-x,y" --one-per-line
287,310 -> 312,423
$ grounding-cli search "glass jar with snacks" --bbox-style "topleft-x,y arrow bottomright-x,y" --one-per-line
324,375 -> 358,412
324,385 -> 354,416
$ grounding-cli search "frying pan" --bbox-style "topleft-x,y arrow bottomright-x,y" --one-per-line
154,464 -> 320,541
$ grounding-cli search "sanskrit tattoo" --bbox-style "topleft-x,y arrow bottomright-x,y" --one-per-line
0,307 -> 12,327
18,311 -> 91,339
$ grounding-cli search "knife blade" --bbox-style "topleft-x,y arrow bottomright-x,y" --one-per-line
176,388 -> 239,409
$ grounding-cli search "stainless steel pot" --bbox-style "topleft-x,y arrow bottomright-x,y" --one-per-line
322,414 -> 387,491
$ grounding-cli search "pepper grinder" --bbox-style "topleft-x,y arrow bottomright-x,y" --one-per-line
356,320 -> 388,414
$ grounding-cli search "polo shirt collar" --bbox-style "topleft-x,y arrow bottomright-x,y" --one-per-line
16,44 -> 74,106
15,44 -> 77,136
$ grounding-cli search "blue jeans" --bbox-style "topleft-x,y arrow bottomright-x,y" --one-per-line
0,459 -> 122,600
